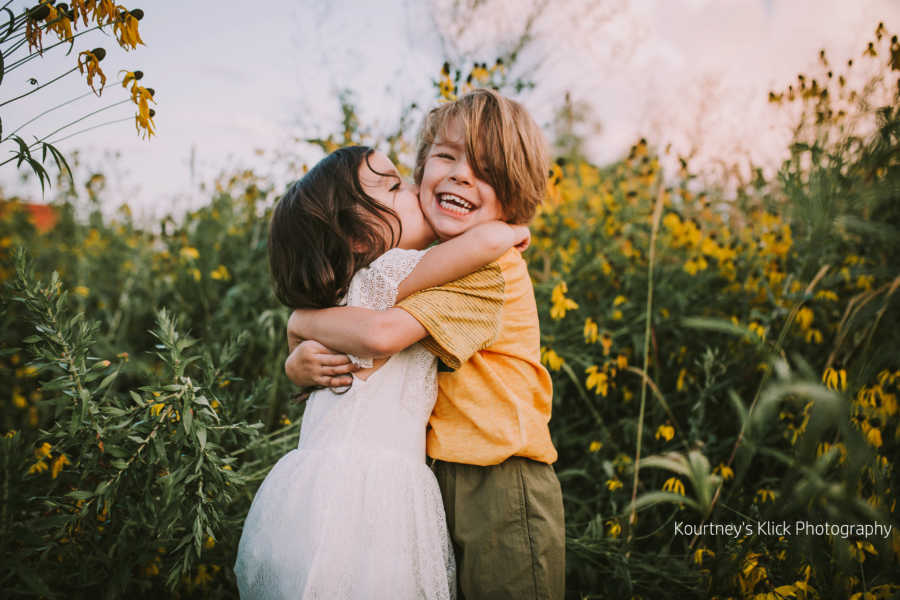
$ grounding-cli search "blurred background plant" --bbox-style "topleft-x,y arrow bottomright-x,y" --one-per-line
0,0 -> 156,193
1,14 -> 899,600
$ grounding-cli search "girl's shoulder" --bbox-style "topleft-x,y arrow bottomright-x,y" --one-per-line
367,247 -> 430,272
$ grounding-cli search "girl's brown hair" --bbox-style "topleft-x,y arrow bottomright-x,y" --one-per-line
413,88 -> 549,224
268,146 -> 400,309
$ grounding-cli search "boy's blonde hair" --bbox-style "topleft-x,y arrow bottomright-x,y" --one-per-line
413,88 -> 549,224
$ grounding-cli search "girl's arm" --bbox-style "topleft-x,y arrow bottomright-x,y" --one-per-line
395,221 -> 529,301
286,221 -> 528,359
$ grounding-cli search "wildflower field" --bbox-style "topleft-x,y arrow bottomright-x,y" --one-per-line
2,16 -> 900,600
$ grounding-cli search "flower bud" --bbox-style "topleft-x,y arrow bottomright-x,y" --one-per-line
28,4 -> 51,20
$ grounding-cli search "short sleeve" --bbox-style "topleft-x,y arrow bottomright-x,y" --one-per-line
344,248 -> 429,367
396,262 -> 505,370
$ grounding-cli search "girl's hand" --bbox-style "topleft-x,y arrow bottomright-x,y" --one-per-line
510,224 -> 531,252
285,340 -> 358,388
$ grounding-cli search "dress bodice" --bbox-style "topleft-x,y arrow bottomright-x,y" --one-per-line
297,248 -> 437,460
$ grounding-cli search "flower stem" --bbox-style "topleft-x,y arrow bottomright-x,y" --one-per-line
627,184 -> 665,546
5,77 -> 129,141
46,115 -> 132,145
0,65 -> 78,108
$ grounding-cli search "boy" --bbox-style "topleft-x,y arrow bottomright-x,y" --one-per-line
285,89 -> 565,600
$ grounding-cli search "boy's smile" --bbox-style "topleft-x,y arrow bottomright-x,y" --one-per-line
419,117 -> 502,240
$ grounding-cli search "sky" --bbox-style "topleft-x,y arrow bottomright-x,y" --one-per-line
1,0 -> 898,223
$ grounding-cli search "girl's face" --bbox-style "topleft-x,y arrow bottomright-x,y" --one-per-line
359,151 -> 436,250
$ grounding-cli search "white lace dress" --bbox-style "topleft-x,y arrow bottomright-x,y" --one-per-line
234,248 -> 455,600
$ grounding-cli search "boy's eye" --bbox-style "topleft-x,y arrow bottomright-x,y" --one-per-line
389,181 -> 401,192
436,152 -> 454,160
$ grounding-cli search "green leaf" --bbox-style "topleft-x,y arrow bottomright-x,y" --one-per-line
65,490 -> 94,501
630,491 -> 699,513
196,425 -> 207,450
183,406 -> 193,435
98,371 -> 118,391
111,459 -> 129,470
129,391 -> 145,406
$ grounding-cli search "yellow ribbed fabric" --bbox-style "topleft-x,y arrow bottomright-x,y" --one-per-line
398,248 -> 557,466
399,262 -> 504,369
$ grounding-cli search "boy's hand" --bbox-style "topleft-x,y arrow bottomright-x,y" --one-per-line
284,340 -> 357,388
510,224 -> 531,252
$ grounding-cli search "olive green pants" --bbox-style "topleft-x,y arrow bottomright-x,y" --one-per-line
432,457 -> 565,600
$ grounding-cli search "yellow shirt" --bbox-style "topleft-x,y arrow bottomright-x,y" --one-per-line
398,248 -> 557,466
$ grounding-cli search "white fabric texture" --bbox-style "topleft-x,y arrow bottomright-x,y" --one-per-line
234,248 -> 455,600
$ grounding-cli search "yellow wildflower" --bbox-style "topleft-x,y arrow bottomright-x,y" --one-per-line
714,463 -> 734,480
540,347 -> 564,371
616,354 -> 628,370
683,256 -> 708,275
550,282 -> 579,319
856,274 -> 874,290
611,309 -> 623,321
600,332 -> 613,356
849,540 -> 877,563
865,426 -> 883,448
13,390 -> 27,409
796,307 -> 813,330
74,286 -> 89,297
35,442 -> 52,459
585,366 -> 609,397
77,49 -> 107,95
51,454 -> 70,479
583,317 -> 599,344
822,367 -> 847,391
113,9 -> 145,49
606,519 -> 622,538
613,295 -> 627,306
195,564 -> 217,585
748,322 -> 766,340
755,489 -> 776,503
204,536 -> 216,550
588,441 -> 603,453
180,246 -> 199,261
805,328 -> 823,344
662,477 -> 685,496
150,403 -> 165,416
606,478 -> 623,491
655,424 -> 675,442
28,459 -> 48,475
676,368 -> 688,392
190,268 -> 202,281
210,264 -> 231,281
693,548 -> 714,565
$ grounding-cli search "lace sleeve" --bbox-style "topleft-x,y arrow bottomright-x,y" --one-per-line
344,248 -> 429,367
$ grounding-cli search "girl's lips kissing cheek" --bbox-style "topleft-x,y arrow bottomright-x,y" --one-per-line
436,193 -> 475,216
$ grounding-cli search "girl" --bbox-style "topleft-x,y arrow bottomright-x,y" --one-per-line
234,146 -> 528,599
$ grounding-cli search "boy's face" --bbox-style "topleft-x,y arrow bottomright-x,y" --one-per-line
418,117 -> 502,241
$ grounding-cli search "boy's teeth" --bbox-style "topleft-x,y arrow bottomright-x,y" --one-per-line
437,193 -> 474,215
